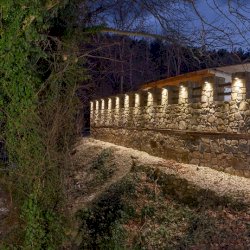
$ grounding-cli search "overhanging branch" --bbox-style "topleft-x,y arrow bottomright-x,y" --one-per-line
86,27 -> 169,40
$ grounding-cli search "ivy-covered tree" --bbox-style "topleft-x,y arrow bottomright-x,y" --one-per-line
0,1 -> 87,248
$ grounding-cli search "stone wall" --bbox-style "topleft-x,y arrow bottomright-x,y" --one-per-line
92,101 -> 250,133
90,75 -> 250,177
91,127 -> 250,177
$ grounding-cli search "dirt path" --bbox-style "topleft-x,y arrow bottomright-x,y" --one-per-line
67,139 -> 135,213
72,137 -> 250,206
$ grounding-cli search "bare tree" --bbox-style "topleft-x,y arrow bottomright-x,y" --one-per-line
72,0 -> 250,99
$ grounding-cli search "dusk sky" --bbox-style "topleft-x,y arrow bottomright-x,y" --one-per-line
145,0 -> 250,50
190,0 -> 250,49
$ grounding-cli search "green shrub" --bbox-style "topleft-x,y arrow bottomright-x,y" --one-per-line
89,149 -> 117,187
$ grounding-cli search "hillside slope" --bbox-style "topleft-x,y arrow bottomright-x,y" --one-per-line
66,138 -> 250,249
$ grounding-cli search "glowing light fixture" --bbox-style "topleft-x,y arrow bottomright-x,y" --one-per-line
232,77 -> 245,101
204,81 -> 213,91
202,80 -> 214,103
233,78 -> 243,93
234,78 -> 242,87
90,101 -> 93,111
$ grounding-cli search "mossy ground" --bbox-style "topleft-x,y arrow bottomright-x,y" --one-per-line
76,163 -> 250,249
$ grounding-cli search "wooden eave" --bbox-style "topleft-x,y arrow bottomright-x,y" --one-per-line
140,69 -> 215,90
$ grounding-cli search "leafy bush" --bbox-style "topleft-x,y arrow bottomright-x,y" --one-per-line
89,149 -> 117,187
77,176 -> 136,248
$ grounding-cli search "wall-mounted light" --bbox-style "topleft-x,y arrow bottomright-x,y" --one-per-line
178,84 -> 189,104
201,80 -> 214,103
232,77 -> 245,101
179,84 -> 187,92
179,85 -> 187,95
90,101 -> 94,111
233,78 -> 243,93
204,81 -> 213,91
234,78 -> 243,88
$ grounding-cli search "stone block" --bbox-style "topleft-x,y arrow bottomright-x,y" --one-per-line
234,112 -> 243,120
216,118 -> 224,125
211,157 -> 218,165
204,152 -> 211,160
179,121 -> 187,130
208,115 -> 216,123
243,170 -> 250,178
190,158 -> 200,165
231,92 -> 238,100
239,101 -> 249,111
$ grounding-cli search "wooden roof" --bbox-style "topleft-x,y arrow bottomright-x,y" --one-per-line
140,63 -> 250,90
140,69 -> 214,90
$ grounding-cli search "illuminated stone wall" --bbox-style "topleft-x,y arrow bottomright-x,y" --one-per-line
90,75 -> 250,177
91,128 -> 250,177
92,100 -> 250,133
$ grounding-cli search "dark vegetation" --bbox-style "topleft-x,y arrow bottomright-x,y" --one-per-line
77,164 -> 250,249
85,148 -> 117,189
0,1 -> 86,248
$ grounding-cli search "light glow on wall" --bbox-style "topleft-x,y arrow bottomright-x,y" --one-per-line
101,99 -> 105,109
135,93 -> 140,107
204,81 -> 213,91
147,92 -> 153,106
161,88 -> 168,105
116,96 -> 120,108
179,85 -> 188,104
90,101 -> 93,111
124,94 -> 129,108
202,81 -> 214,103
100,99 -> 105,123
95,100 -> 99,110
232,77 -> 245,101
233,78 -> 243,90
108,98 -> 112,109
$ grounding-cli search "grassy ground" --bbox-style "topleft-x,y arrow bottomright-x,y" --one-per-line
75,160 -> 250,249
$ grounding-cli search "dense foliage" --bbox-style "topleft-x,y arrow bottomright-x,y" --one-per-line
0,1 -> 86,248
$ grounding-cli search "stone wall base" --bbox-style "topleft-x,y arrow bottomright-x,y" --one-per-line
91,127 -> 250,178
